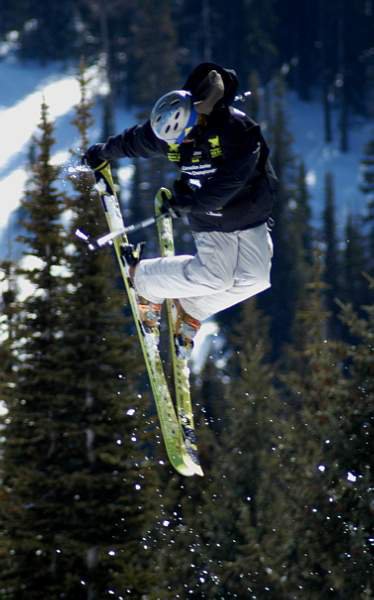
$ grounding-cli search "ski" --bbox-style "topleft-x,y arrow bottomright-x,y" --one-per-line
155,189 -> 203,477
93,163 -> 197,477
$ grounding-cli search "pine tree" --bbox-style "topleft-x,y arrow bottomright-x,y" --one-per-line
360,135 -> 374,270
0,260 -> 18,396
18,0 -> 78,61
322,171 -> 341,336
127,0 -> 179,109
271,253 -> 373,597
151,363 -> 224,599
260,81 -> 312,358
195,359 -> 226,437
332,278 -> 374,597
0,90 -> 161,598
0,101 -> 70,597
0,261 -> 19,558
158,300 -> 284,599
240,0 -> 278,82
59,67 -> 161,597
124,0 -> 182,257
204,300 -> 283,599
342,214 -> 369,314
287,160 -> 313,302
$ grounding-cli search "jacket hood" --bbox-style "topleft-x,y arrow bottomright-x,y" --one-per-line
183,62 -> 239,109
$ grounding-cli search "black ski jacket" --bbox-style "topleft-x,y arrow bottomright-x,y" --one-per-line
99,63 -> 277,233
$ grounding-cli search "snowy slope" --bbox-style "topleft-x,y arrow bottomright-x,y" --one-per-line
285,91 -> 372,227
0,56 -> 134,257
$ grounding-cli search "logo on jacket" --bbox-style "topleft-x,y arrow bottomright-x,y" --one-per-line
208,136 -> 223,158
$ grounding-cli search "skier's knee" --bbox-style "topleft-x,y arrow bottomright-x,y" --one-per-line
210,271 -> 234,291
258,276 -> 271,294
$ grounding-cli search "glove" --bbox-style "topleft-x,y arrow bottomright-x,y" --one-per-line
82,143 -> 107,170
161,184 -> 194,218
171,180 -> 195,217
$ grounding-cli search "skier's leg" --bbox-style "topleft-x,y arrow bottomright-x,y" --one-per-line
180,224 -> 273,321
133,230 -> 239,305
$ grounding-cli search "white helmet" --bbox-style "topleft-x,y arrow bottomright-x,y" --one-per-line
150,90 -> 198,144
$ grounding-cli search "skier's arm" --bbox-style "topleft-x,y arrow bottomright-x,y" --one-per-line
192,122 -> 262,213
99,121 -> 167,161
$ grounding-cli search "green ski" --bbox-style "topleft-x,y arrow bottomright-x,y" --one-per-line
93,163 -> 199,477
155,188 -> 203,477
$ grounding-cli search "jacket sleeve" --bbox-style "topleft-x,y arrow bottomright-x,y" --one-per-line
192,120 -> 262,213
101,120 -> 167,161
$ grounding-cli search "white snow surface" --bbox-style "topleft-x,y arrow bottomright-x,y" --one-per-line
284,91 -> 372,227
0,56 -> 134,244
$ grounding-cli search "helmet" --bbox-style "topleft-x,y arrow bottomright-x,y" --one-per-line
150,90 -> 198,144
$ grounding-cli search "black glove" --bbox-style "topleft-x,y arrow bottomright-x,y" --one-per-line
160,190 -> 180,218
164,194 -> 193,219
82,143 -> 107,170
160,185 -> 194,219
169,180 -> 195,217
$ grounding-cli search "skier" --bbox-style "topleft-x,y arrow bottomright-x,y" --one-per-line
84,62 -> 277,355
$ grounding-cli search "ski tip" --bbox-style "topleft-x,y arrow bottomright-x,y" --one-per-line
183,455 -> 204,477
172,455 -> 204,477
194,465 -> 204,477
175,463 -> 198,477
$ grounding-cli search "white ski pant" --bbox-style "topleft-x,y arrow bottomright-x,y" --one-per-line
133,223 -> 273,322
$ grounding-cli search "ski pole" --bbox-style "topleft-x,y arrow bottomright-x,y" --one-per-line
75,213 -> 165,250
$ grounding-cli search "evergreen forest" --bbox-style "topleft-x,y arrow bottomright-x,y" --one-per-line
0,1 -> 373,598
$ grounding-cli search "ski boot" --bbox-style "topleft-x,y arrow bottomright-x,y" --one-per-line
121,242 -> 145,282
121,242 -> 162,336
137,298 -> 162,335
174,300 -> 201,360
